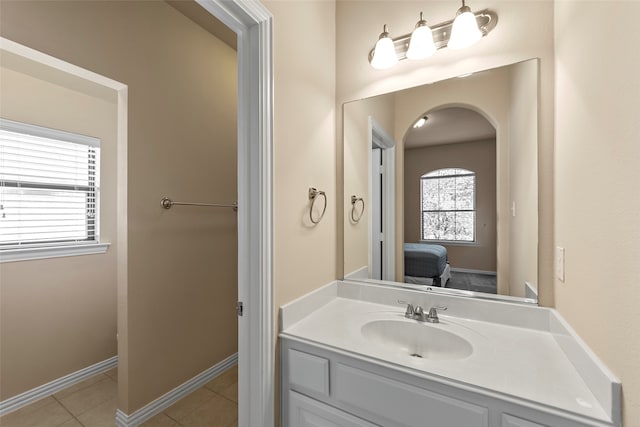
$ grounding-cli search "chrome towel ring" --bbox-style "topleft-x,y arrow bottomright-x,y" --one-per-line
351,195 -> 365,222
308,187 -> 327,224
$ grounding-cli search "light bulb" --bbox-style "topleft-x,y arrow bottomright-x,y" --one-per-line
448,2 -> 483,50
407,13 -> 436,60
370,25 -> 398,69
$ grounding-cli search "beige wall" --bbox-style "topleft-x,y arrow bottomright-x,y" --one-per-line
507,60 -> 538,296
0,1 -> 238,413
264,1 -> 336,424
265,0 -> 337,309
404,139 -> 497,273
554,2 -> 640,425
336,0 -> 555,306
0,65 -> 118,400
343,94 -> 395,277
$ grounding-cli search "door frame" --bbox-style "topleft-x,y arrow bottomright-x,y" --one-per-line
196,1 -> 274,426
370,147 -> 383,280
368,117 -> 396,282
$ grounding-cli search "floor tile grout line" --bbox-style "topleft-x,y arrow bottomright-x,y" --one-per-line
52,395 -> 85,427
52,393 -> 80,417
164,387 -> 237,426
162,410 -> 182,425
53,375 -> 113,402
212,388 -> 239,406
53,378 -> 117,421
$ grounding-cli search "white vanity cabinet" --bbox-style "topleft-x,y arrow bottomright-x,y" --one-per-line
280,337 -> 613,427
289,392 -> 378,427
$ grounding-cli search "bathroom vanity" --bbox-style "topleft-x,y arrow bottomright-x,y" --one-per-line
279,281 -> 621,427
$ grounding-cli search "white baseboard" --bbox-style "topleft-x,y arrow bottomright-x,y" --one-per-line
116,352 -> 237,427
0,356 -> 117,416
450,268 -> 497,276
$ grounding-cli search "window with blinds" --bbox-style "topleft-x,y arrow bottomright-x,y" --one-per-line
0,119 -> 101,248
421,168 -> 476,242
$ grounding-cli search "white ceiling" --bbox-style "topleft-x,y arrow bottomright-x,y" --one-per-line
404,107 -> 496,149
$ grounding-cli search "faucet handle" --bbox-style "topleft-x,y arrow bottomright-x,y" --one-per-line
397,300 -> 414,318
426,305 -> 447,323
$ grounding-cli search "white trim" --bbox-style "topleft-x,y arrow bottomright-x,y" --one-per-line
0,38 -> 128,92
0,118 -> 100,147
0,242 -> 110,263
193,2 -> 274,427
0,356 -> 117,416
422,240 -> 480,247
115,353 -> 237,427
368,117 -> 396,282
451,267 -> 497,276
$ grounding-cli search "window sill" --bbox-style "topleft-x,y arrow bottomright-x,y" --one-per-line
0,243 -> 110,263
420,240 -> 480,247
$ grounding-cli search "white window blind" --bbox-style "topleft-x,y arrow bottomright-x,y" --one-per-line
0,119 -> 100,248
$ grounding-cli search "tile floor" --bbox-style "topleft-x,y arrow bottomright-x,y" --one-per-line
0,365 -> 238,427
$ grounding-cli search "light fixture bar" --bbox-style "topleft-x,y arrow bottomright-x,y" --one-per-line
368,9 -> 497,64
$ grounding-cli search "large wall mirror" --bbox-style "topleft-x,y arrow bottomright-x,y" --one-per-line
343,59 -> 539,303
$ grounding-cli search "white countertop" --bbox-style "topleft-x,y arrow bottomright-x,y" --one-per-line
281,294 -> 611,423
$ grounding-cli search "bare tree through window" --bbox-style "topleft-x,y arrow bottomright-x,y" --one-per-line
421,168 -> 475,242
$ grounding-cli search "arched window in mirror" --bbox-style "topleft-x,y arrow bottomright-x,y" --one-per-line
421,168 -> 476,242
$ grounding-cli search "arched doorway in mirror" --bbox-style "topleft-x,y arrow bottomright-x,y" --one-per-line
403,106 -> 498,294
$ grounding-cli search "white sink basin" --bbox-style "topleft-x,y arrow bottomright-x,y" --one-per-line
361,319 -> 473,360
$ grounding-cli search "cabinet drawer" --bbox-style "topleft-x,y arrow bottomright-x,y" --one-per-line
502,414 -> 548,427
289,391 -> 378,427
334,363 -> 488,427
288,349 -> 330,397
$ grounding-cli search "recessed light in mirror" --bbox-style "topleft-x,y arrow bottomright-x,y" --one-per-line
413,116 -> 429,128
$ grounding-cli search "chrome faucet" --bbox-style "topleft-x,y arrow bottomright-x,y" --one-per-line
398,300 -> 416,319
398,301 -> 447,323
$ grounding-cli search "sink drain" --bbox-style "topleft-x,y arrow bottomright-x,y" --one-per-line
409,353 -> 423,358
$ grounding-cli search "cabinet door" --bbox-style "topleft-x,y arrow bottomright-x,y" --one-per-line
502,414 -> 548,427
334,363 -> 488,427
289,391 -> 379,427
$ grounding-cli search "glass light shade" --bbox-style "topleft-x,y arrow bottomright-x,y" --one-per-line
448,8 -> 483,50
371,36 -> 398,70
407,25 -> 436,60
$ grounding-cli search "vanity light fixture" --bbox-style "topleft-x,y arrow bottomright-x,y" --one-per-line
368,2 -> 497,69
406,12 -> 436,60
370,25 -> 398,70
413,116 -> 429,128
448,0 -> 483,50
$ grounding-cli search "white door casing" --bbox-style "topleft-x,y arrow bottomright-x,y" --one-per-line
370,148 -> 382,280
195,1 -> 274,426
368,117 -> 396,282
